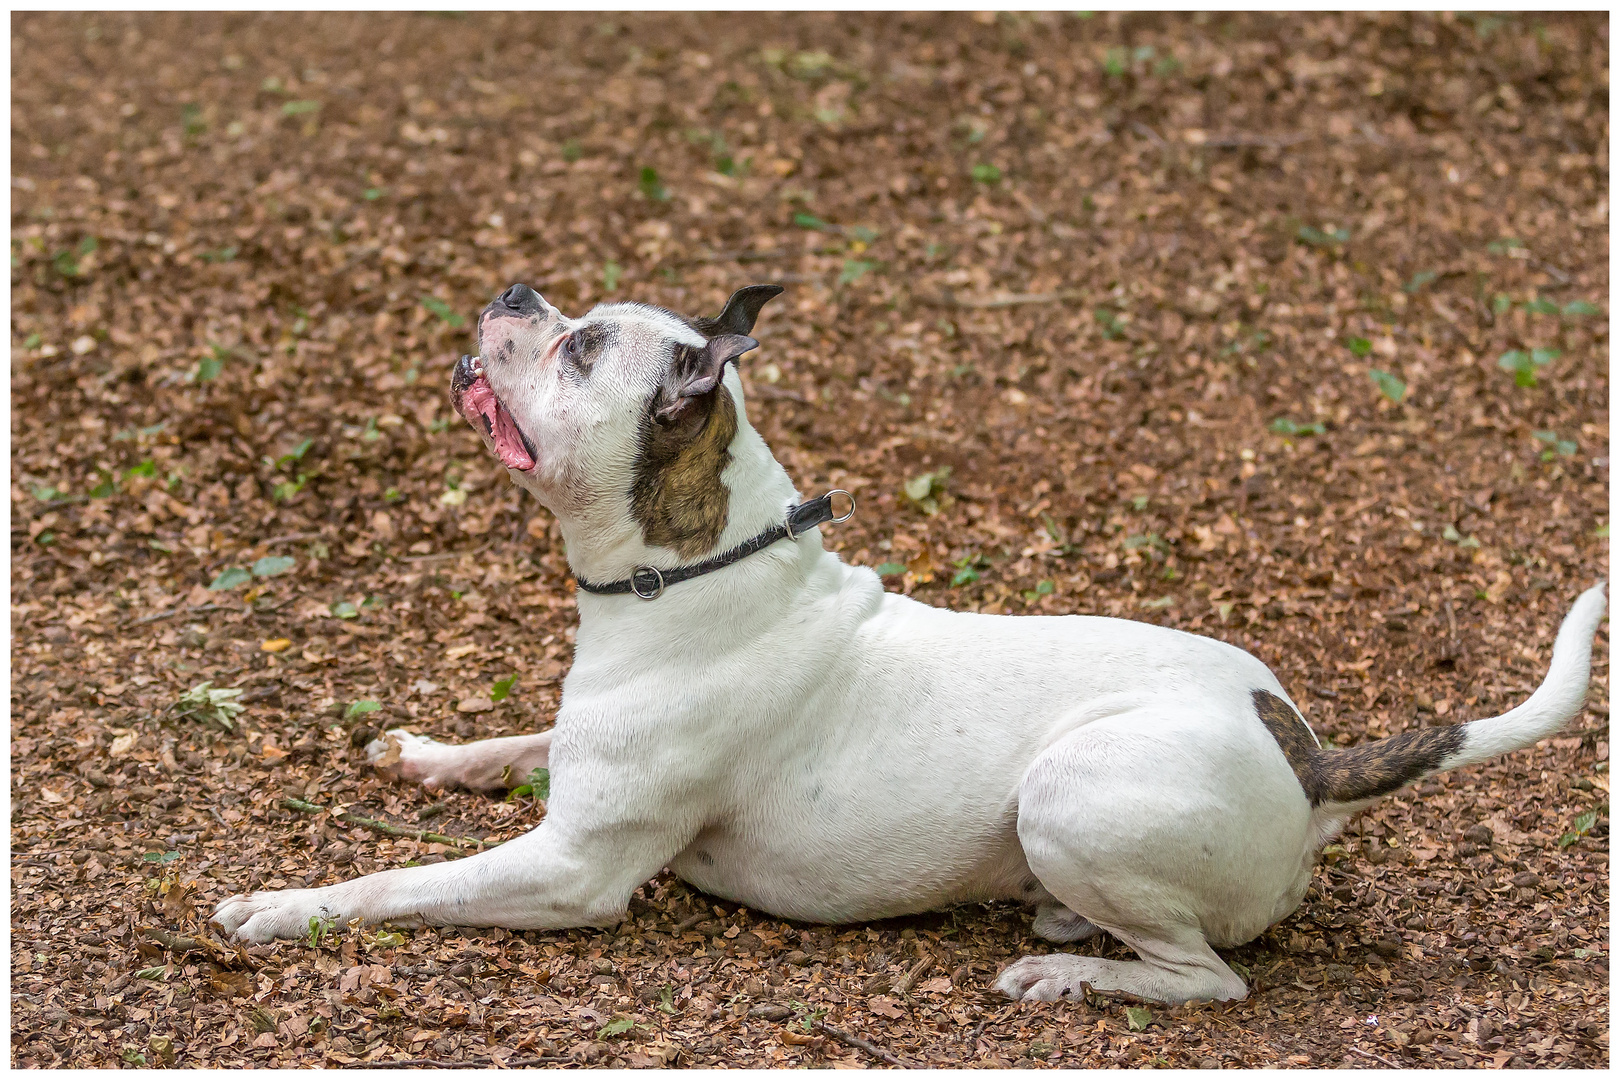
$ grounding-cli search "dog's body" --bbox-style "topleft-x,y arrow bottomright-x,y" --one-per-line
214,285 -> 1606,1004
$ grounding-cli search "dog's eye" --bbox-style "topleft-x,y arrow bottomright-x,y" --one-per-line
560,335 -> 580,364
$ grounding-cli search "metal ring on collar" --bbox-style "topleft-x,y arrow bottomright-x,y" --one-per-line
630,565 -> 665,600
827,489 -> 856,523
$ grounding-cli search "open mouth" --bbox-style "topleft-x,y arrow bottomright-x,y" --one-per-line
452,354 -> 538,472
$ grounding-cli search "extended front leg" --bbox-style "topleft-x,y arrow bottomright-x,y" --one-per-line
367,729 -> 552,793
212,813 -> 679,943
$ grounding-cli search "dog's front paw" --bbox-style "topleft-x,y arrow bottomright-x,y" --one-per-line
213,888 -> 342,943
366,729 -> 456,790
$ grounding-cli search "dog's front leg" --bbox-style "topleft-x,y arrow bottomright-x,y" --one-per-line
212,815 -> 675,943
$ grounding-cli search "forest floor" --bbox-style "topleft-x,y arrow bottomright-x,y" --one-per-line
10,10 -> 1609,1069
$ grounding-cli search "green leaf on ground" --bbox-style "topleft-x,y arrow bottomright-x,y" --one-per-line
1126,1007 -> 1153,1031
874,562 -> 907,577
344,700 -> 381,720
252,555 -> 296,577
208,566 -> 252,590
1369,368 -> 1406,403
491,675 -> 517,702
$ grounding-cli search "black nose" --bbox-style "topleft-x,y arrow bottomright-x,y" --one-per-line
496,283 -> 542,316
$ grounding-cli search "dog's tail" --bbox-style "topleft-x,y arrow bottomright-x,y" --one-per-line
1258,582 -> 1607,810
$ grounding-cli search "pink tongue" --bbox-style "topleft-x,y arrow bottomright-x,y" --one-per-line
463,378 -> 536,471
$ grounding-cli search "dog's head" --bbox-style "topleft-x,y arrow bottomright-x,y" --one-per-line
450,283 -> 785,564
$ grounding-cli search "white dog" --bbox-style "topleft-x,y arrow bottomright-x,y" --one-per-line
213,284 -> 1607,1005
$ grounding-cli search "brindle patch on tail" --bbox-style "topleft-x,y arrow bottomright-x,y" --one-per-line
1253,689 -> 1466,807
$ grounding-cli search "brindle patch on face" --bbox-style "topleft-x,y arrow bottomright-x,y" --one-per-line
630,370 -> 738,559
1253,689 -> 1466,806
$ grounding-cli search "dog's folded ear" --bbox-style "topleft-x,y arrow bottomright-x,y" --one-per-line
693,284 -> 785,337
654,334 -> 757,424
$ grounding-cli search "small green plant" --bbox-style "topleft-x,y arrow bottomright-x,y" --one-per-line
1269,417 -> 1325,437
307,914 -> 337,947
1441,524 -> 1481,549
420,296 -> 466,328
1402,270 -> 1438,294
170,682 -> 246,732
52,236 -> 98,278
274,474 -> 308,501
639,166 -> 670,201
1125,1006 -> 1153,1032
903,467 -> 950,515
1497,348 -> 1560,388
331,600 -> 360,619
1296,225 -> 1349,248
363,187 -> 385,200
1533,430 -> 1577,461
658,983 -> 678,1014
1123,533 -> 1169,554
491,675 -> 517,702
1562,300 -> 1601,317
281,99 -> 321,116
1486,237 -> 1525,254
970,163 -> 1002,184
141,850 -> 181,864
1345,336 -> 1373,358
1022,579 -> 1056,603
1102,46 -> 1128,76
1559,809 -> 1599,848
837,259 -> 875,286
951,553 -> 991,587
874,562 -> 907,577
252,555 -> 297,577
1369,368 -> 1406,404
125,459 -> 158,479
599,1017 -> 636,1038
1094,307 -> 1127,340
602,260 -> 622,292
508,766 -> 550,801
1520,297 -> 1560,315
344,700 -> 381,720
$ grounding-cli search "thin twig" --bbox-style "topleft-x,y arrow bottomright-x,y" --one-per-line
1348,1045 -> 1402,1068
132,602 -> 229,626
362,1054 -> 567,1069
396,543 -> 492,564
812,1020 -> 908,1067
931,290 -> 1082,309
260,532 -> 323,547
1130,121 -> 1167,147
279,797 -> 497,852
1197,132 -> 1309,150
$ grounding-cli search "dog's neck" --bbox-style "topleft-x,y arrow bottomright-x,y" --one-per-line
548,394 -> 825,623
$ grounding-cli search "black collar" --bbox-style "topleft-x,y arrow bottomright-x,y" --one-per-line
575,490 -> 854,600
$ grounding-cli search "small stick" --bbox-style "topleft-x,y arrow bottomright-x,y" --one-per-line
1349,1046 -> 1402,1068
138,928 -> 215,955
259,532 -> 322,548
934,290 -> 1082,309
893,954 -> 935,995
279,798 -> 497,852
811,1021 -> 908,1067
364,1054 -> 566,1069
397,543 -> 492,564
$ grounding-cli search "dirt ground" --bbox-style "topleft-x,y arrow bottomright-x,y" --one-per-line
10,11 -> 1609,1069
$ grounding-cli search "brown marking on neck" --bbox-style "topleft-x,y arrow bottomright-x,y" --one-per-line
1253,689 -> 1466,807
630,384 -> 737,559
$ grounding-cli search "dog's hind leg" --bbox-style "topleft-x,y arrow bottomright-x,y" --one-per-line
366,729 -> 552,793
999,707 -> 1314,1004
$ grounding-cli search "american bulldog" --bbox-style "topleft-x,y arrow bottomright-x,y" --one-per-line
213,283 -> 1607,1005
